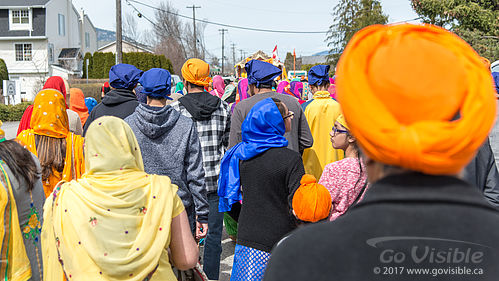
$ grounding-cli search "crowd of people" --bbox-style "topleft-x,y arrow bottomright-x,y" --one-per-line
0,23 -> 498,281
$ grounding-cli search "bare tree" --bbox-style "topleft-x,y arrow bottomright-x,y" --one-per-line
154,1 -> 207,75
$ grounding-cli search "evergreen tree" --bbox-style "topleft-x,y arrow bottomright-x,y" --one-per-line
0,59 -> 8,91
411,0 -> 498,61
326,0 -> 388,65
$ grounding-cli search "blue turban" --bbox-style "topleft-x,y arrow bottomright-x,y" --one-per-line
138,68 -> 172,100
245,60 -> 282,87
109,63 -> 143,89
308,65 -> 330,86
84,97 -> 98,113
493,72 -> 499,94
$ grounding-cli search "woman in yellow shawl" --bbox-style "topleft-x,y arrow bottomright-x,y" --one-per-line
17,89 -> 85,198
0,123 -> 32,281
42,116 -> 199,281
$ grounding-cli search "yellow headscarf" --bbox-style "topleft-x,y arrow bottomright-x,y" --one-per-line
181,58 -> 212,87
336,24 -> 497,175
336,114 -> 349,130
30,89 -> 69,138
42,116 -> 184,281
0,162 -> 32,281
0,120 -> 5,142
17,89 -> 85,197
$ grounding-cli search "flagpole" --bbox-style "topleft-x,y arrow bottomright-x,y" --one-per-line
293,49 -> 296,79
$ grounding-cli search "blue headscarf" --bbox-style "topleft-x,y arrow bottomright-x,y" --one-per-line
308,64 -> 330,85
493,72 -> 499,94
84,97 -> 98,113
245,60 -> 282,87
109,63 -> 143,89
218,98 -> 288,212
139,68 -> 172,100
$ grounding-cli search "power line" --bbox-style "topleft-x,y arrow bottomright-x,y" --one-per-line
128,0 -> 329,34
128,0 -> 421,35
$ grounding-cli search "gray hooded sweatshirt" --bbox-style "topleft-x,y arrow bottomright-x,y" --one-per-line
125,104 -> 209,225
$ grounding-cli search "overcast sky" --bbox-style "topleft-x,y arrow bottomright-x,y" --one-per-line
72,0 -> 419,58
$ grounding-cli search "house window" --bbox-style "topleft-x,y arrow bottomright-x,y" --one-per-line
10,9 -> 30,30
58,14 -> 65,36
48,43 -> 54,63
15,44 -> 32,61
85,32 -> 90,48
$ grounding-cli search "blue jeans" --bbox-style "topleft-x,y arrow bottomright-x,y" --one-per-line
203,193 -> 224,279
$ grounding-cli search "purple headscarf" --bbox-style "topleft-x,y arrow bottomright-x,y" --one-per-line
238,78 -> 249,101
290,81 -> 304,100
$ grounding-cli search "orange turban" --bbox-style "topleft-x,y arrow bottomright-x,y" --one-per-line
336,24 -> 497,175
181,58 -> 212,87
292,174 -> 332,222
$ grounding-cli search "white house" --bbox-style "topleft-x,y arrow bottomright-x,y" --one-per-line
0,0 -> 98,101
98,40 -> 154,54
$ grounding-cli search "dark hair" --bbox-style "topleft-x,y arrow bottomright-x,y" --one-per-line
102,85 -> 111,94
271,98 -> 286,118
186,81 -> 205,92
34,135 -> 66,182
256,82 -> 273,89
0,140 -> 40,191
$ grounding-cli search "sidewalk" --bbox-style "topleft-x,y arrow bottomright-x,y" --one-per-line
3,121 -> 20,140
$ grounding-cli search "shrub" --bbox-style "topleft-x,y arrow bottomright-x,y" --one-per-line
83,52 -> 174,78
0,102 -> 32,121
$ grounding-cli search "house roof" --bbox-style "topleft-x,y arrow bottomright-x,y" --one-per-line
58,48 -> 81,59
0,0 -> 50,7
97,40 -> 154,53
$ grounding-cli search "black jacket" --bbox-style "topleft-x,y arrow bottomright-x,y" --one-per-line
83,89 -> 139,135
463,138 -> 499,209
264,173 -> 499,281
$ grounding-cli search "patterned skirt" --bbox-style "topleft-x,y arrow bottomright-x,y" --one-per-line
230,244 -> 271,281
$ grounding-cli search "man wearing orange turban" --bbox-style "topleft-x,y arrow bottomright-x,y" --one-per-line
264,24 -> 499,281
171,58 -> 231,280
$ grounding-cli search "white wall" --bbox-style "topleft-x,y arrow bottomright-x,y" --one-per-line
46,0 -> 80,59
81,14 -> 97,54
0,39 -> 49,75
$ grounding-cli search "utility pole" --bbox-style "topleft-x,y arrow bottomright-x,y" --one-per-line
239,49 -> 244,61
116,0 -> 123,64
187,5 -> 201,58
231,43 -> 236,70
219,29 -> 227,75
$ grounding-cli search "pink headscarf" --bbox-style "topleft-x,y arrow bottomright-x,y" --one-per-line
210,75 -> 225,98
328,77 -> 337,100
276,81 -> 289,94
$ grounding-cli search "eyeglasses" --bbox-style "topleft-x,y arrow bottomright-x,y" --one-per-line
332,127 -> 349,135
284,111 -> 294,119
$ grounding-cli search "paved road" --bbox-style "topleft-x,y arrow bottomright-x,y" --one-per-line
3,121 -> 19,140
200,227 -> 235,281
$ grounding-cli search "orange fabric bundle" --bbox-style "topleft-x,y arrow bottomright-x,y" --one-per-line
69,88 -> 89,126
181,58 -> 212,87
336,24 -> 497,175
292,174 -> 332,222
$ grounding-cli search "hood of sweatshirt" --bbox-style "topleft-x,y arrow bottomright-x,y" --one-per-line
178,91 -> 221,121
101,89 -> 138,106
132,104 -> 181,139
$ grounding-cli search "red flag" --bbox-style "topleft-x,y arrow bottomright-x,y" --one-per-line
272,45 -> 280,62
293,48 -> 296,57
